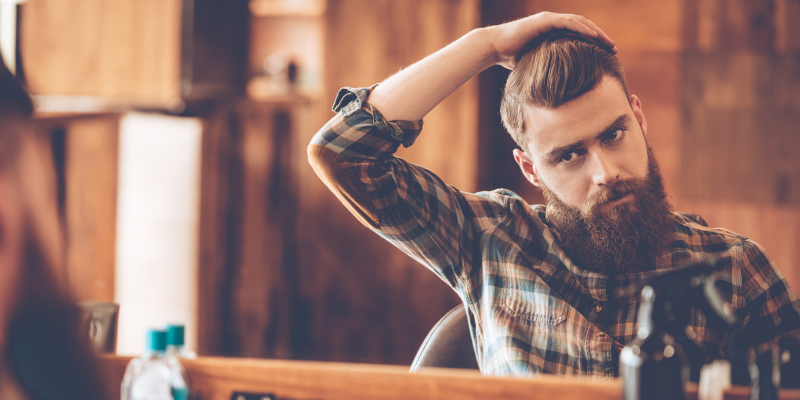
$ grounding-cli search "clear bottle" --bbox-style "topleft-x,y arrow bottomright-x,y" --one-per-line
165,324 -> 196,359
165,324 -> 193,400
121,329 -> 173,400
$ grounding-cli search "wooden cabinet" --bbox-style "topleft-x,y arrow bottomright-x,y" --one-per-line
19,0 -> 249,111
32,114 -> 121,303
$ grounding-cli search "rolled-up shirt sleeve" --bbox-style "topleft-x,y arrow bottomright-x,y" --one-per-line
308,86 -> 509,291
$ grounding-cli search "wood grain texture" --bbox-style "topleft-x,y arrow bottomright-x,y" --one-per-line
31,115 -> 121,302
98,355 -> 800,400
196,104 -> 241,356
677,0 -> 800,296
234,101 -> 301,359
99,355 -> 621,400
681,53 -> 800,205
19,0 -> 182,101
64,116 -> 121,302
681,0 -> 800,207
196,100 -> 309,358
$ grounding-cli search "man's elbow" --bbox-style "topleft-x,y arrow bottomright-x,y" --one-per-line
307,143 -> 381,229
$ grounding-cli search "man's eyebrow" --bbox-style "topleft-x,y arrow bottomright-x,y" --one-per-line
544,114 -> 630,162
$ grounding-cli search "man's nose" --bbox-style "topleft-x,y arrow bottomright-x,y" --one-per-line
591,151 -> 620,186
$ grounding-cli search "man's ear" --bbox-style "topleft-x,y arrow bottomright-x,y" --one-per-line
512,148 -> 541,187
630,94 -> 648,136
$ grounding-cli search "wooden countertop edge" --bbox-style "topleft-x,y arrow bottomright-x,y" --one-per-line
99,355 -> 800,400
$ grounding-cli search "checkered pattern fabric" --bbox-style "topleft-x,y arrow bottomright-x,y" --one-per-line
308,86 -> 800,378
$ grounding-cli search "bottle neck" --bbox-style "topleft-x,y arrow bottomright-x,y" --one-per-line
143,349 -> 166,359
166,344 -> 184,354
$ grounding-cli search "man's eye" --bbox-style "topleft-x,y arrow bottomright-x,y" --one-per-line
604,128 -> 624,142
559,152 -> 575,163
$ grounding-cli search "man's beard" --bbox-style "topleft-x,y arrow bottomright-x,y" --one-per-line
541,146 -> 674,274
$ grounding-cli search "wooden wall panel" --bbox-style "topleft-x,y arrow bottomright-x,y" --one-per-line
232,101 -> 300,359
197,105 -> 238,356
323,0 -> 480,192
681,53 -> 800,204
33,115 -> 121,302
197,101 -> 307,358
285,0 -> 481,364
677,0 -> 800,293
196,104 -> 240,357
63,116 -> 120,302
19,0 -> 182,102
681,0 -> 800,205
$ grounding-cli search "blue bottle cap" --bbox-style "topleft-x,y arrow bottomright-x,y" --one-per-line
166,324 -> 185,346
145,329 -> 167,352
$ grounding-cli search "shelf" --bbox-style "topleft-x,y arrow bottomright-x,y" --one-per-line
32,95 -> 186,116
249,0 -> 326,17
246,76 -> 321,103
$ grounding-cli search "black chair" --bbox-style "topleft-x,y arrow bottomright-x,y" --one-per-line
410,305 -> 479,371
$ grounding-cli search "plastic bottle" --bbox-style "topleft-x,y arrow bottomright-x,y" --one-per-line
165,324 -> 196,359
164,324 -> 192,400
121,329 -> 173,400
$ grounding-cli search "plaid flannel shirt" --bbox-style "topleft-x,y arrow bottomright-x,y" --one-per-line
307,86 -> 800,378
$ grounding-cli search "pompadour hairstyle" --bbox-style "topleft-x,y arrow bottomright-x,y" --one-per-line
500,30 -> 628,148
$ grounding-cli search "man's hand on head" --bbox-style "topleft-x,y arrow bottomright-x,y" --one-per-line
489,12 -> 617,70
367,11 -> 616,122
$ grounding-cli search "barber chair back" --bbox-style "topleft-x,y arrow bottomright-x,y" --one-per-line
410,305 -> 479,372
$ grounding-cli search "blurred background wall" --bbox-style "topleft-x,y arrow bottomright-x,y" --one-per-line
6,0 -> 800,365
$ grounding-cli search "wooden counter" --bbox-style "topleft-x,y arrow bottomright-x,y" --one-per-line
99,355 -> 800,400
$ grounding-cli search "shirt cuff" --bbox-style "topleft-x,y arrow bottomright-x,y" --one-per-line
331,85 -> 424,148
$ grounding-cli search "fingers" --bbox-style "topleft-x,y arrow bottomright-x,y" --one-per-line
541,13 -> 617,53
494,11 -> 619,69
573,15 -> 617,52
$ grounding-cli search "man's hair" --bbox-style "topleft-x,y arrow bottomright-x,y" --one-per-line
500,30 -> 628,148
0,55 -> 108,400
0,53 -> 33,117
0,53 -> 34,169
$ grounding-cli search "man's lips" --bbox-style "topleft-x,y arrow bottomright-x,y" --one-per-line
600,194 -> 633,212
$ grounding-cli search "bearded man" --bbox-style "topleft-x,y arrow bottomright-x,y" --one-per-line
308,12 -> 800,377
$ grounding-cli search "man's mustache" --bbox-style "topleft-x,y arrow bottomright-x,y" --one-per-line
585,176 -> 648,214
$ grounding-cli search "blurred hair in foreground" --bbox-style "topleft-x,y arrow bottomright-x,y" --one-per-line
0,55 -> 107,400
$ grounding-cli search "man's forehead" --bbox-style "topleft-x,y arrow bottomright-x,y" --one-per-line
522,77 -> 632,154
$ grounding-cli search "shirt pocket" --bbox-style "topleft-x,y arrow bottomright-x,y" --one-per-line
501,295 -> 567,326
485,285 -> 573,374
498,288 -> 570,332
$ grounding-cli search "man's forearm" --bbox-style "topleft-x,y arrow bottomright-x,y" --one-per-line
368,27 -> 497,122
367,12 -> 616,122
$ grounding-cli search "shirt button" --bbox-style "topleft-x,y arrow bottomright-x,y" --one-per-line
595,304 -> 604,313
